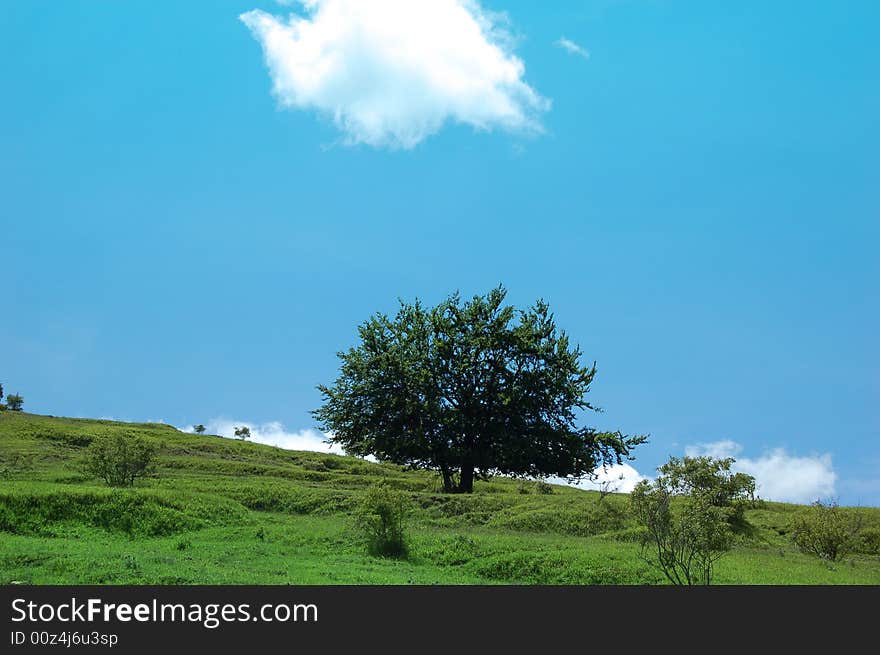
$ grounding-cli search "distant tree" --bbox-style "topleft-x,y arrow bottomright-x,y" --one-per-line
630,456 -> 756,585
791,499 -> 863,562
313,286 -> 646,494
193,424 -> 206,434
234,426 -> 251,440
0,381 -> 4,401
5,394 -> 23,412
83,434 -> 156,487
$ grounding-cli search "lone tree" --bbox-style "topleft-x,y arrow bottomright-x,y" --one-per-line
83,433 -> 156,487
234,426 -> 251,440
193,424 -> 206,434
5,393 -> 23,412
313,286 -> 645,494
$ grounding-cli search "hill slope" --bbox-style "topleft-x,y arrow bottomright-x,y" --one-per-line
1,412 -> 878,584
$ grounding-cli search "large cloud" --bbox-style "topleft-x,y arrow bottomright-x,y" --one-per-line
240,0 -> 549,148
182,418 -> 343,454
685,441 -> 837,504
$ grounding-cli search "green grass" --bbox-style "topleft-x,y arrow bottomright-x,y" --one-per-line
1,411 -> 878,585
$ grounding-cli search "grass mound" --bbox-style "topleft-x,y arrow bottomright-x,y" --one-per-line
0,485 -> 246,537
1,411 -> 879,584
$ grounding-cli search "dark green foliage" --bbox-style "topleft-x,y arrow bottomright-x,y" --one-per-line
631,456 -> 756,585
314,286 -> 645,493
193,425 -> 206,434
354,481 -> 410,558
234,426 -> 251,440
791,500 -> 863,561
5,394 -> 23,412
83,434 -> 156,487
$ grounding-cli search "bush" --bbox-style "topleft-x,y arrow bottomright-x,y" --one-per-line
353,481 -> 410,558
82,433 -> 156,487
854,527 -> 880,555
630,456 -> 754,585
791,500 -> 863,561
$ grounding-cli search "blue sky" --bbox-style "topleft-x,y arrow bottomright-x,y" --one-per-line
2,1 -> 877,504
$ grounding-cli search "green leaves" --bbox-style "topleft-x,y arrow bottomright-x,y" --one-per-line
82,434 -> 156,488
791,500 -> 864,561
631,456 -> 756,585
313,286 -> 645,493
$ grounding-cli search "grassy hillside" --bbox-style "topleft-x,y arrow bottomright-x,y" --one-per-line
1,411 -> 878,585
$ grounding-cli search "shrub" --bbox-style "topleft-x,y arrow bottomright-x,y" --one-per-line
854,527 -> 880,555
5,394 -> 24,411
83,433 -> 156,487
630,456 -> 754,585
791,500 -> 863,561
353,481 -> 410,558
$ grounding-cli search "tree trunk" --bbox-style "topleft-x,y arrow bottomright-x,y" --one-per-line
459,464 -> 475,494
440,465 -> 454,494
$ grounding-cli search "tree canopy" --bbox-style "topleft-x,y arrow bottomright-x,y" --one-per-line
313,286 -> 645,493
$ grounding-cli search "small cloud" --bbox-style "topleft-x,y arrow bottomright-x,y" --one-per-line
555,36 -> 590,60
685,440 -> 742,459
552,463 -> 646,494
239,0 -> 549,149
686,440 -> 837,504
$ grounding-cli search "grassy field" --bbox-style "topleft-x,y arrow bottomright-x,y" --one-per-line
1,411 -> 878,585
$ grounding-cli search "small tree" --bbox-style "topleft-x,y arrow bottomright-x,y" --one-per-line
234,426 -> 251,440
630,456 -> 755,585
83,433 -> 156,487
791,499 -> 863,561
354,481 -> 410,558
193,424 -> 206,434
657,456 -> 756,526
5,394 -> 23,412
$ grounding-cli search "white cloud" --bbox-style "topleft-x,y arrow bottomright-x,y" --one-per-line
552,463 -> 646,494
685,439 -> 742,460
181,418 -> 344,454
240,0 -> 549,148
555,36 -> 590,59
686,441 -> 837,504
